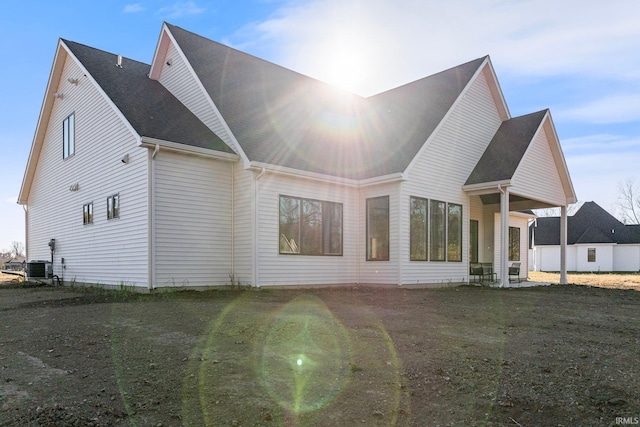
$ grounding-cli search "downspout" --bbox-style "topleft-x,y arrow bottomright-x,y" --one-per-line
254,168 -> 266,287
231,162 -> 235,282
148,144 -> 159,290
498,184 -> 509,287
23,205 -> 28,263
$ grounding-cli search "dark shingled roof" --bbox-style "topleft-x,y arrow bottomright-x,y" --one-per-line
466,110 -> 548,185
63,40 -> 233,154
531,202 -> 640,246
166,23 -> 485,179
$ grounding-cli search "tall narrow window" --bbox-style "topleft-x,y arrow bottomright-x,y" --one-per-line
508,226 -> 520,261
83,202 -> 93,225
429,200 -> 446,261
63,113 -> 75,159
410,197 -> 428,261
107,194 -> 119,220
447,203 -> 462,262
279,196 -> 342,255
367,196 -> 389,261
469,220 -> 479,264
587,248 -> 596,262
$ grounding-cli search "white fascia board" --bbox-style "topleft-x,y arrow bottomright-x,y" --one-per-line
148,23 -> 171,80
542,111 -> 578,204
246,161 -> 405,187
140,136 -> 239,162
18,41 -> 66,204
510,210 -> 537,219
482,57 -> 511,120
163,25 -> 250,165
462,180 -> 511,195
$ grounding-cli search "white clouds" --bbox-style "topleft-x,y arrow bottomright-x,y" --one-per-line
158,1 -> 205,19
123,3 -> 144,13
232,0 -> 640,95
557,93 -> 640,124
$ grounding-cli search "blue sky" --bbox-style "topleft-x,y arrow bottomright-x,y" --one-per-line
1,0 -> 639,252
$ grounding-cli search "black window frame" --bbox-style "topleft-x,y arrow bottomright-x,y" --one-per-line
409,196 -> 428,261
508,226 -> 520,261
83,202 -> 93,225
278,195 -> 343,256
63,112 -> 75,159
587,248 -> 596,263
107,194 -> 119,220
429,199 -> 446,261
447,203 -> 463,262
366,196 -> 390,261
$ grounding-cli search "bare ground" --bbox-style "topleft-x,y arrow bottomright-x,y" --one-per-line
1,273 -> 639,426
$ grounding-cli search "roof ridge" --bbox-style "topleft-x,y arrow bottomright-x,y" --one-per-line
62,39 -> 150,68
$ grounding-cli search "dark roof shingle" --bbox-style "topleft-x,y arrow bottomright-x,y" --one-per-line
63,39 -> 234,154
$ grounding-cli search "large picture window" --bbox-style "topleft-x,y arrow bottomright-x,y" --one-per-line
429,200 -> 446,261
447,203 -> 462,262
279,195 -> 342,255
367,196 -> 389,261
410,197 -> 428,261
63,113 -> 75,159
508,226 -> 520,261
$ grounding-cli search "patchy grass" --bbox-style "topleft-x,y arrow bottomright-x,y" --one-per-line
529,271 -> 640,290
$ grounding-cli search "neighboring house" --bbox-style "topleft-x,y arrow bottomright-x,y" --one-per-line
1,255 -> 26,271
18,23 -> 576,290
529,202 -> 640,272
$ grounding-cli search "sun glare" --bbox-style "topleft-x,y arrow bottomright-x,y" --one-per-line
316,32 -> 372,95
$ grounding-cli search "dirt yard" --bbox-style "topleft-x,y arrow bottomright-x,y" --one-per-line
1,273 -> 639,426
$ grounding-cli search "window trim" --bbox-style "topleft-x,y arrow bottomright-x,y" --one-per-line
107,193 -> 119,220
447,203 -> 463,262
366,196 -> 390,261
587,247 -> 596,263
429,199 -> 446,262
278,195 -> 343,256
83,202 -> 93,225
63,112 -> 75,159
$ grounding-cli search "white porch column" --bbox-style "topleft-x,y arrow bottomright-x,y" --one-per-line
560,205 -> 568,284
499,186 -> 509,287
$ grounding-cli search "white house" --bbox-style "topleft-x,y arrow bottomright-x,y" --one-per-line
530,202 -> 640,272
18,23 -> 576,290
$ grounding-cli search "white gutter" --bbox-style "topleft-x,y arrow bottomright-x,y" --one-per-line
246,161 -> 405,187
140,136 -> 238,162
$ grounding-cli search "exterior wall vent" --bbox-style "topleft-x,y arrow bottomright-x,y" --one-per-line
116,54 -> 123,68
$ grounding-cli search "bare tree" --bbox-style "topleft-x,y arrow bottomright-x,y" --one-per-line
617,177 -> 640,224
534,201 -> 582,218
10,241 -> 24,258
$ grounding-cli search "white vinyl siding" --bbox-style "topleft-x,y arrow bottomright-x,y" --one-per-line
256,173 -> 358,286
494,214 -> 528,280
613,245 -> 640,271
512,126 -> 567,206
232,165 -> 255,286
400,67 -> 503,285
154,151 -> 233,287
158,41 -> 238,154
27,55 -> 149,287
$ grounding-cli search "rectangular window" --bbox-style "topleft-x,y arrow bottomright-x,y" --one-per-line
470,220 -> 479,264
279,195 -> 342,255
447,203 -> 462,262
588,248 -> 596,262
63,113 -> 75,159
367,196 -> 389,261
410,197 -> 428,261
83,202 -> 93,225
107,194 -> 119,220
508,226 -> 520,261
429,200 -> 446,261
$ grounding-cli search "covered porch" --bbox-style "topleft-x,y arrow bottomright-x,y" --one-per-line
463,110 -> 576,287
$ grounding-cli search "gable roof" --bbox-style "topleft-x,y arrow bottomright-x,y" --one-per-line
531,202 -> 640,246
165,23 -> 486,179
465,110 -> 547,185
62,40 -> 233,153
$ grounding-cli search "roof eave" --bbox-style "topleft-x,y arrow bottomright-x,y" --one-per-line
462,179 -> 512,196
140,136 -> 239,162
18,40 -> 68,205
